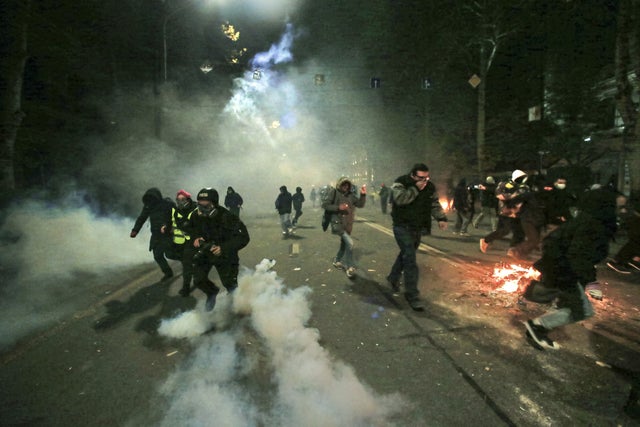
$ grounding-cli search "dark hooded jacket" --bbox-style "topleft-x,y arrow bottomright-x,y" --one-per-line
292,187 -> 305,210
275,186 -> 293,214
534,187 -> 616,291
224,187 -> 243,209
132,187 -> 175,250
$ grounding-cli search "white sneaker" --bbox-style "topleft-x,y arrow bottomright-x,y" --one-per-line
346,267 -> 356,278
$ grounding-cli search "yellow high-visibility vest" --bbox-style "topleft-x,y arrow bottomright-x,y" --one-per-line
171,208 -> 194,244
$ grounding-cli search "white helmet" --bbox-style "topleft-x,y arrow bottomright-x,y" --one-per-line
511,169 -> 527,182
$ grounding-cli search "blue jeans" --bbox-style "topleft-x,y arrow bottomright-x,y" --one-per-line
279,213 -> 292,232
389,225 -> 422,301
537,283 -> 594,330
335,232 -> 354,267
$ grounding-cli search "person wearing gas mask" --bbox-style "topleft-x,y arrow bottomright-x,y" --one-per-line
187,188 -> 250,311
165,189 -> 198,296
130,187 -> 176,280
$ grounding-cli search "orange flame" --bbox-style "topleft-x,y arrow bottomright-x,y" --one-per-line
492,263 -> 540,293
439,197 -> 452,212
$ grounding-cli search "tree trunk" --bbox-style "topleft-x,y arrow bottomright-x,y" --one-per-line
615,0 -> 640,201
0,1 -> 30,194
476,44 -> 487,175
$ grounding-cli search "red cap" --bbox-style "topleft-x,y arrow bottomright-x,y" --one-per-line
176,189 -> 191,199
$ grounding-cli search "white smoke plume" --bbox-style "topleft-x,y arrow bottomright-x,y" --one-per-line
158,259 -> 407,426
0,198 -> 152,350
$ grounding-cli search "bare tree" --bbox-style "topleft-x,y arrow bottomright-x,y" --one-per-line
615,0 -> 640,199
459,1 -> 520,174
0,1 -> 30,193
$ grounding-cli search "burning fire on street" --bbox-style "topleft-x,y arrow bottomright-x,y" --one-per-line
491,263 -> 540,293
439,197 -> 452,212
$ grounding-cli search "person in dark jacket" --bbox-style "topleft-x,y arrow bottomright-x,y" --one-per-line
292,186 -> 305,226
275,185 -> 293,237
523,187 -> 617,350
130,187 -> 175,280
452,178 -> 472,236
472,176 -> 498,231
387,163 -> 448,311
224,186 -> 243,218
188,188 -> 250,311
539,176 -> 576,233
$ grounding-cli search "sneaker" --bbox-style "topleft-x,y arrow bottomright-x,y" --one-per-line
459,231 -> 470,236
606,260 -> 631,274
585,282 -> 603,301
162,271 -> 174,280
627,259 -> 640,272
346,267 -> 356,278
205,293 -> 217,311
523,320 -> 560,350
386,276 -> 400,292
179,286 -> 191,297
332,260 -> 345,270
479,238 -> 489,253
407,299 -> 425,312
506,248 -> 517,258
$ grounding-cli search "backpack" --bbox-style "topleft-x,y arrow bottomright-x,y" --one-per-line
321,188 -> 337,232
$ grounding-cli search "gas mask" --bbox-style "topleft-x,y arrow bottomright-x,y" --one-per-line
198,204 -> 215,217
176,198 -> 190,209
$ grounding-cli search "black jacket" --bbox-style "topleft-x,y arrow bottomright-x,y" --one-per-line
187,206 -> 250,264
132,188 -> 174,250
390,174 -> 446,228
275,188 -> 293,214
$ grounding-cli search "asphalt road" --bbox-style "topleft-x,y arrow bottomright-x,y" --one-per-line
1,206 -> 639,426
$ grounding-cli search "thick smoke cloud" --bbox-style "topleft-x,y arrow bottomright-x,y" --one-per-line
157,260 -> 407,426
83,22 -> 346,216
0,198 -> 152,350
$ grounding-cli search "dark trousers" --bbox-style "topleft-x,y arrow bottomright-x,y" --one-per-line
484,216 -> 523,246
380,197 -> 389,214
193,259 -> 239,297
293,208 -> 303,224
512,220 -> 542,258
389,225 -> 422,302
151,237 -> 173,275
181,243 -> 197,289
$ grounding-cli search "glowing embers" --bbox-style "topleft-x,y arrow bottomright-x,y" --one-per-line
221,22 -> 240,41
228,48 -> 248,65
491,263 -> 540,293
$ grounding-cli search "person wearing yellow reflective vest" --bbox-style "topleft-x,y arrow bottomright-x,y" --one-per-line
171,189 -> 198,297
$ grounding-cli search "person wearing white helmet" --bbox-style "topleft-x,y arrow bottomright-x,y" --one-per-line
479,170 -> 530,254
